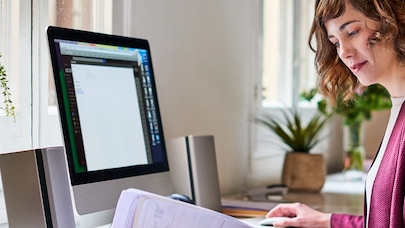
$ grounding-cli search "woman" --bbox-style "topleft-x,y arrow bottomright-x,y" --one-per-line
265,0 -> 405,227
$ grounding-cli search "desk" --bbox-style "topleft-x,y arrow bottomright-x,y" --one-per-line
223,173 -> 364,224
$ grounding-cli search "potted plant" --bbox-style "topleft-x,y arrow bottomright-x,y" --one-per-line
0,54 -> 15,119
255,108 -> 330,192
301,84 -> 391,178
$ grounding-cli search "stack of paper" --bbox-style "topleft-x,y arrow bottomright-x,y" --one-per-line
112,188 -> 256,228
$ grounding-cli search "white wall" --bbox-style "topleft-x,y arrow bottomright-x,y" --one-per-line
114,0 -> 260,195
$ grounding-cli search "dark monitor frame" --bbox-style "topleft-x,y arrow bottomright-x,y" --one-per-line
47,26 -> 170,186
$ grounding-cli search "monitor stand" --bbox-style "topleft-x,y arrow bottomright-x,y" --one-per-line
0,147 -> 76,227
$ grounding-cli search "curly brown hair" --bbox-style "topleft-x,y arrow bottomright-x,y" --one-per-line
308,0 -> 405,106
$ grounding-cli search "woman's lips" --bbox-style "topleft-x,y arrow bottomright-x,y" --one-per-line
350,61 -> 367,73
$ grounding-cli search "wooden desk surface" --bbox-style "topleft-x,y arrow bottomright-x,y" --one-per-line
222,173 -> 365,217
281,191 -> 363,215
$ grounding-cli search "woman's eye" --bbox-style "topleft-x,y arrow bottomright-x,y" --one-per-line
333,41 -> 340,48
348,30 -> 359,37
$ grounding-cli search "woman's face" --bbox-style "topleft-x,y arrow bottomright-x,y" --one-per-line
325,3 -> 397,86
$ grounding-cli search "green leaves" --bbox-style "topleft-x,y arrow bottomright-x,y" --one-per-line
301,84 -> 391,126
256,109 -> 329,153
0,54 -> 15,120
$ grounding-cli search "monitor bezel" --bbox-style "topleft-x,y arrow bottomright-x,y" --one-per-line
47,26 -> 170,186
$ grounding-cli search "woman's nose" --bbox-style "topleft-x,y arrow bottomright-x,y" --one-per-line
338,41 -> 354,59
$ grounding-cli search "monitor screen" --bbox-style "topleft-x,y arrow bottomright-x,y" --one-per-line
47,26 -> 173,225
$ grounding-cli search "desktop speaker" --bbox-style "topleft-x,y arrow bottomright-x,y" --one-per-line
166,135 -> 222,212
0,147 -> 75,228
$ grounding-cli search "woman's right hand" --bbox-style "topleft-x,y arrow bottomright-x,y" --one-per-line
265,202 -> 332,228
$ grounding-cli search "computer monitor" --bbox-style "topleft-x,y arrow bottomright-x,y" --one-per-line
47,26 -> 174,225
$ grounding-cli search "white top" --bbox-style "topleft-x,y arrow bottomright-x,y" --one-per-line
365,97 -> 405,227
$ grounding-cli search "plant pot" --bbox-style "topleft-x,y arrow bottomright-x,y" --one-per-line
282,153 -> 326,192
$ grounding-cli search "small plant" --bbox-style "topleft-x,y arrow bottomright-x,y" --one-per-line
301,84 -> 391,126
301,84 -> 391,172
255,108 -> 329,153
0,54 -> 15,119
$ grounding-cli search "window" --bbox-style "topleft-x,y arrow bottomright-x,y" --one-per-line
251,0 -> 318,162
261,0 -> 315,107
0,0 -> 33,152
0,0 -> 115,152
247,1 -> 324,186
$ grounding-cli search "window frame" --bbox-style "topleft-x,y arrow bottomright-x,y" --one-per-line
0,0 -> 33,153
260,0 -> 315,108
251,0 -> 318,160
0,0 -> 119,152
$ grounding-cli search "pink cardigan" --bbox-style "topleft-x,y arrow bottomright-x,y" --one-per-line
331,101 -> 405,228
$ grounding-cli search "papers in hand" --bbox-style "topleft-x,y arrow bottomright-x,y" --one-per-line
111,188 -> 255,228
